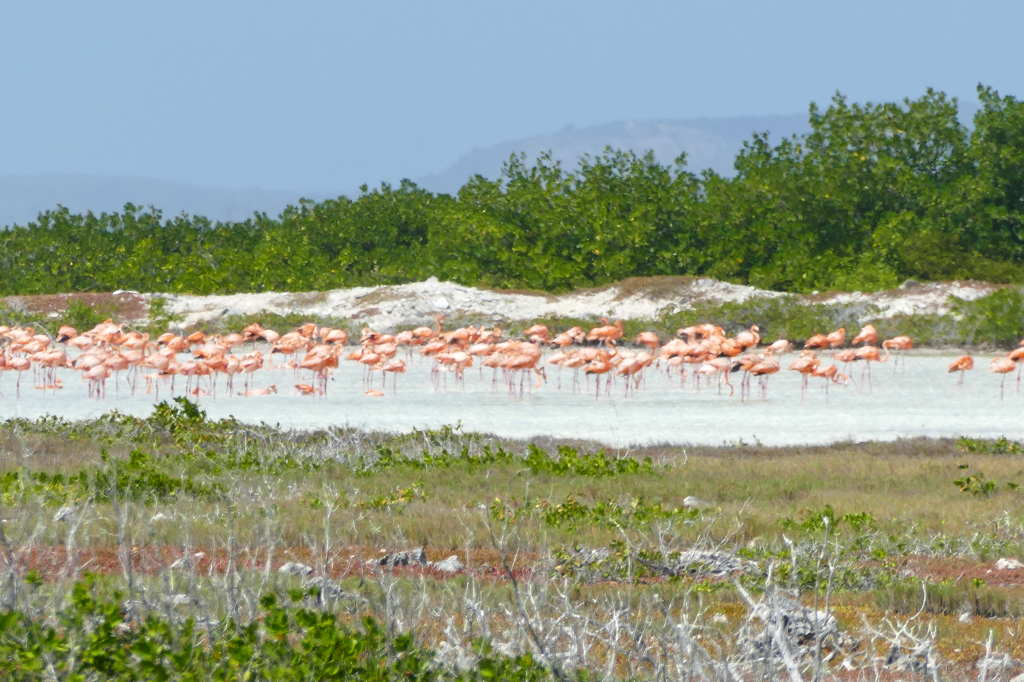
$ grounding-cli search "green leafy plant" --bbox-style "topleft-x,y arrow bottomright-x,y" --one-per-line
368,443 -> 651,478
0,582 -> 552,681
780,504 -> 878,534
491,494 -> 702,531
359,481 -> 428,511
957,436 -> 1024,455
143,295 -> 184,334
954,465 -> 998,497
950,289 -> 1024,347
61,298 -> 108,331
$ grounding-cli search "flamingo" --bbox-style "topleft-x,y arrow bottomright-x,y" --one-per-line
34,350 -> 69,393
990,357 -> 1016,400
583,353 -> 614,398
242,323 -> 266,344
204,354 -> 228,397
831,349 -> 857,375
615,353 -> 649,395
882,335 -> 912,351
719,338 -> 744,358
882,335 -> 913,374
1008,343 -> 1024,392
10,314 -> 1022,411
698,357 -> 733,396
524,324 -> 551,345
551,327 -> 583,349
749,353 -> 780,400
587,318 -> 624,346
804,334 -> 829,350
634,331 -> 660,351
826,327 -> 846,348
767,339 -> 795,356
948,355 -> 974,386
323,328 -> 349,345
851,324 -> 878,346
302,347 -> 337,394
411,320 -> 438,341
358,351 -> 382,387
482,351 -> 506,390
6,356 -> 31,397
852,345 -> 889,390
501,343 -> 543,396
547,350 -> 571,388
735,325 -> 761,350
730,353 -> 760,400
787,351 -> 820,400
380,358 -> 407,390
141,351 -> 173,398
83,364 -> 110,399
67,335 -> 95,351
810,363 -> 847,401
103,353 -> 131,398
240,352 -> 264,390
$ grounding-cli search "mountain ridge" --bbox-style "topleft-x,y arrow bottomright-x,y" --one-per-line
415,114 -> 811,194
0,173 -> 328,228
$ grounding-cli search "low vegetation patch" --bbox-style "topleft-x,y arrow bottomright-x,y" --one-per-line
1,403 -> 1024,678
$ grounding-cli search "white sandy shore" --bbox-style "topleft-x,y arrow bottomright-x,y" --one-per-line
154,276 -> 1006,331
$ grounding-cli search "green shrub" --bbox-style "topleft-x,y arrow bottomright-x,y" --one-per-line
0,582 -> 553,681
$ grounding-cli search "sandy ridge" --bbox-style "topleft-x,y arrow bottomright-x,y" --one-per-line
155,276 -> 1006,330
1,276 -> 1008,330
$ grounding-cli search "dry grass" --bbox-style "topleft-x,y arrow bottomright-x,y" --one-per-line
5,417 -> 1024,677
5,429 -> 1024,546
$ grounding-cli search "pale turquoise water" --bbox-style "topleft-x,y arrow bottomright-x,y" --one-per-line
1,351 -> 1020,447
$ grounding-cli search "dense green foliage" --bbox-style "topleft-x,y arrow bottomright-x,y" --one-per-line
2,86 -> 1024,295
0,582 -> 549,681
372,443 -> 652,477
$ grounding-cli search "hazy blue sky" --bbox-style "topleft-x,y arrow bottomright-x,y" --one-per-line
1,1 -> 1021,193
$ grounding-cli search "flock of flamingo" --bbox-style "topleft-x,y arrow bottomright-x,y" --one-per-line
0,315 -> 1022,403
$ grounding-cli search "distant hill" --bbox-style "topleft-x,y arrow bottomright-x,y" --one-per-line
416,115 -> 811,194
2,108 -> 981,225
0,174 -> 325,228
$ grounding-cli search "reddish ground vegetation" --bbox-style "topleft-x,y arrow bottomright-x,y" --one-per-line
9,545 -> 534,583
897,555 -> 1024,587
1,291 -> 148,322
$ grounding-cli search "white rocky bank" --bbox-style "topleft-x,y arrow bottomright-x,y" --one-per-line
156,276 -> 1006,331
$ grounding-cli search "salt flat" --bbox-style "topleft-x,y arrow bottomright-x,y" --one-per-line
2,351 -> 1020,447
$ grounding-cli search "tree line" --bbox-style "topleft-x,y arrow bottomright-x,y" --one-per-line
2,86 -> 1023,296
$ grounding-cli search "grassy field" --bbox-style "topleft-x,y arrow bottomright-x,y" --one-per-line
1,402 -> 1024,679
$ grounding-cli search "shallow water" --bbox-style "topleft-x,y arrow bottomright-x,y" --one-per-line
1,352 -> 1021,447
